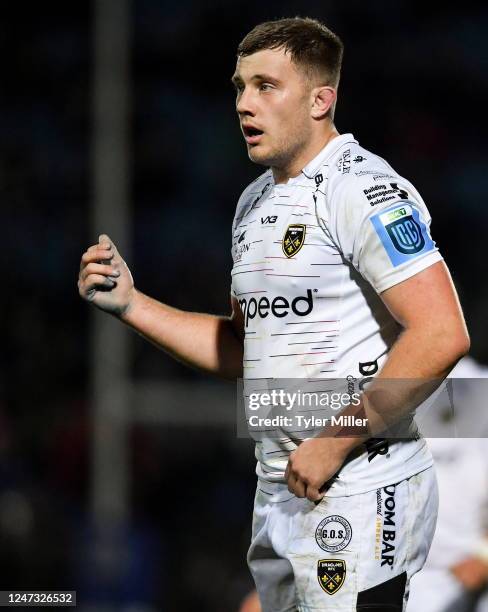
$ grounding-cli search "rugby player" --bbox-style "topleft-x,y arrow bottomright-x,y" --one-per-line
78,17 -> 470,611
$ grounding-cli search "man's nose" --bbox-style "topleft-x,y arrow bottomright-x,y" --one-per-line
236,88 -> 256,116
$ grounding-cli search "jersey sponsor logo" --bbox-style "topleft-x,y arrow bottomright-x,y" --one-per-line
346,375 -> 357,402
283,224 -> 306,258
363,182 -> 409,207
358,358 -> 378,392
234,241 -> 250,263
359,359 -> 379,378
355,170 -> 397,181
357,360 -> 390,461
238,289 -> 314,327
370,202 -> 435,267
365,438 -> 390,462
375,484 -> 397,568
315,515 -> 352,553
317,559 -> 346,595
261,215 -> 278,224
375,489 -> 382,562
234,231 -> 250,262
353,155 -> 366,163
337,149 -> 351,174
314,172 -> 324,187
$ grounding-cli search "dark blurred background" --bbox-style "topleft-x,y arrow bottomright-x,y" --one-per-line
1,1 -> 487,610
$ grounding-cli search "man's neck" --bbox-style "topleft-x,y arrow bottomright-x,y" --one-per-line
272,126 -> 340,185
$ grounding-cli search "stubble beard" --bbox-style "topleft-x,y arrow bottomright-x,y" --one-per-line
248,118 -> 312,175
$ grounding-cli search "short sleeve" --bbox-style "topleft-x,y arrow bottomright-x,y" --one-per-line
331,174 -> 443,293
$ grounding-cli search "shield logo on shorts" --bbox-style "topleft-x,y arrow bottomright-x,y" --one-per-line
282,224 -> 306,258
317,559 -> 346,595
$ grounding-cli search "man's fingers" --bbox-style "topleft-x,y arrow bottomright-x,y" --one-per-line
293,478 -> 307,498
80,249 -> 114,270
79,262 -> 119,281
306,485 -> 324,503
99,234 -> 117,253
81,274 -> 116,295
98,234 -> 125,265
287,452 -> 309,497
287,470 -> 325,500
286,453 -> 326,501
86,243 -> 112,255
286,466 -> 296,494
287,471 -> 307,498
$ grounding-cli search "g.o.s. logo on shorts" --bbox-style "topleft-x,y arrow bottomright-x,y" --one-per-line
315,515 -> 352,553
370,202 -> 435,267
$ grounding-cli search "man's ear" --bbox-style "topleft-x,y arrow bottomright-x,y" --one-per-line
311,86 -> 336,119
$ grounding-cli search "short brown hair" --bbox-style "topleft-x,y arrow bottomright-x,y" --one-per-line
237,17 -> 344,88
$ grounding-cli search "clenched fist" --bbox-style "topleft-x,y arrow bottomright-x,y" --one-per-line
285,437 -> 349,502
78,234 -> 135,316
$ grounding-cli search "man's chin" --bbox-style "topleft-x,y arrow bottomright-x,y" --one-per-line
247,145 -> 273,166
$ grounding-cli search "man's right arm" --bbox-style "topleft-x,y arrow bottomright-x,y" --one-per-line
78,234 -> 244,380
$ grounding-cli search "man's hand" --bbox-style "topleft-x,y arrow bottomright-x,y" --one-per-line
78,234 -> 135,316
450,557 -> 488,591
285,437 -> 349,502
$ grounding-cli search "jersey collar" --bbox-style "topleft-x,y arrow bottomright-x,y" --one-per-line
272,133 -> 357,188
300,133 -> 357,180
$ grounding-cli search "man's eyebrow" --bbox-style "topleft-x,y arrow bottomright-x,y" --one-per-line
231,73 -> 281,86
251,73 -> 281,84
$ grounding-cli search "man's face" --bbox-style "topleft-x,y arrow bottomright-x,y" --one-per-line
232,48 -> 313,170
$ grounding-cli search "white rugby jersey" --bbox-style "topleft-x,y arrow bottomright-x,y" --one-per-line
231,133 -> 443,496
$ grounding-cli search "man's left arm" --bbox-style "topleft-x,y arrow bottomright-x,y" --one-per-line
286,260 -> 470,501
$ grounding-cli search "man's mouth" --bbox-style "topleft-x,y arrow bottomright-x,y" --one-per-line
242,125 -> 264,145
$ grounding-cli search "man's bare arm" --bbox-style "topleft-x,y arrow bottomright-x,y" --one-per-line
286,260 -> 470,501
78,234 -> 244,380
347,260 -> 471,436
377,260 -> 470,379
121,292 -> 244,380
